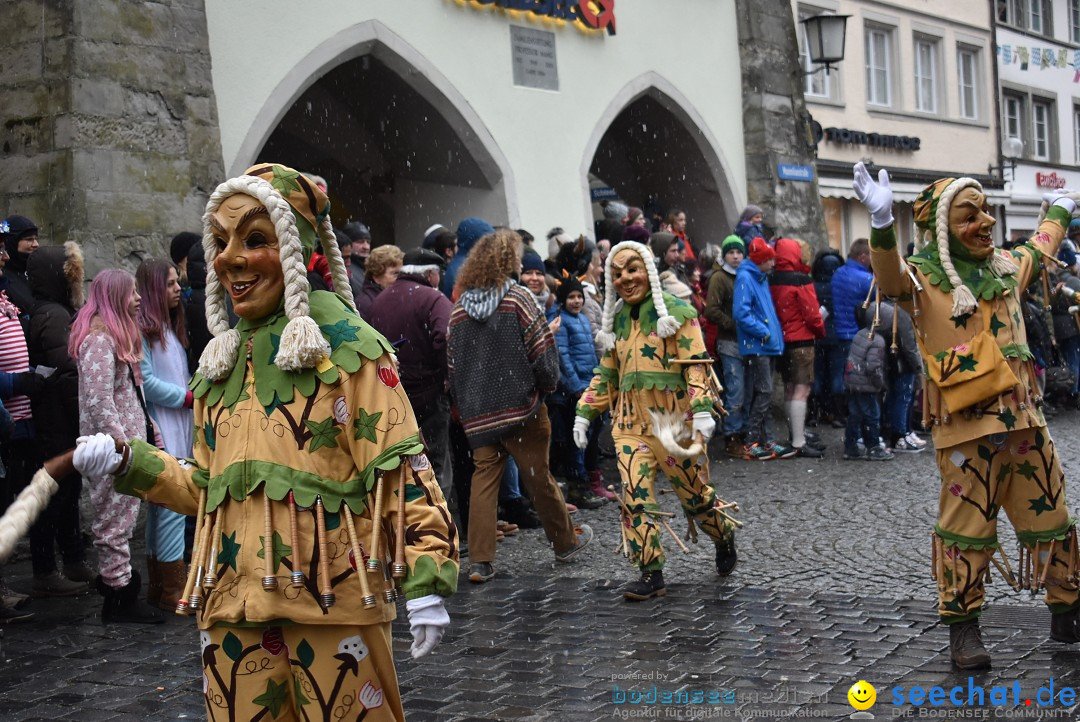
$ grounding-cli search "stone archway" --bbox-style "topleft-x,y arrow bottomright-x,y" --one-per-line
238,22 -> 516,246
583,73 -> 738,248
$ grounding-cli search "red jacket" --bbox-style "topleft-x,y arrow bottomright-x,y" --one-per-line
768,238 -> 825,347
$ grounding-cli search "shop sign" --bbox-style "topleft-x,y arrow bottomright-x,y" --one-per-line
511,26 -> 558,90
1036,171 -> 1067,189
591,186 -> 619,201
457,0 -> 616,36
778,163 -> 814,182
823,127 -> 921,151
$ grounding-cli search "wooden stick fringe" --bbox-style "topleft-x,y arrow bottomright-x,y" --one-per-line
367,473 -> 386,572
177,488 -> 207,614
315,496 -> 334,608
393,470 -> 407,579
287,492 -> 304,587
261,493 -> 278,591
343,506 -> 376,608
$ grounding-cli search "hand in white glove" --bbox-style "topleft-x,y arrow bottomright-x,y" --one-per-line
74,433 -> 126,480
852,162 -> 895,229
572,415 -> 590,450
819,305 -> 829,321
406,595 -> 450,659
1043,192 -> 1077,217
692,412 -> 716,442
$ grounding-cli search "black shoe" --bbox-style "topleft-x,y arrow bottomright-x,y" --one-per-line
566,479 -> 606,510
0,605 -> 34,624
500,497 -> 542,529
1051,607 -> 1080,643
715,534 -> 737,576
97,571 -> 164,625
949,619 -> 991,669
794,444 -> 824,458
468,562 -> 495,584
623,570 -> 666,601
803,433 -> 827,451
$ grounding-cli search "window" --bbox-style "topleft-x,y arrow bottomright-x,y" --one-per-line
1033,99 -> 1052,160
1001,0 -> 1053,34
914,38 -> 937,113
957,47 -> 979,120
1029,0 -> 1044,33
1074,106 -> 1080,164
865,26 -> 892,107
1072,0 -> 1080,43
799,10 -> 831,98
1004,94 -> 1024,143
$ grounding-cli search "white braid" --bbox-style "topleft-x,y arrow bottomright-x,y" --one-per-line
318,217 -> 358,314
597,241 -> 680,352
934,178 -> 981,318
0,467 -> 59,563
197,174 -> 328,379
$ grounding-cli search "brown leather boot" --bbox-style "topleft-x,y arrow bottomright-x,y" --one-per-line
145,556 -> 162,608
949,619 -> 991,669
156,560 -> 187,613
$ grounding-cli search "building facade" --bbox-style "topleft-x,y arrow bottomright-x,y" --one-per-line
996,0 -> 1080,240
206,1 -> 747,249
793,0 -> 1003,254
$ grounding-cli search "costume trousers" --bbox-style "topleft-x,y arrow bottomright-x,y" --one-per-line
203,622 -> 402,721
88,472 -> 140,588
468,406 -> 576,564
615,432 -> 734,571
934,427 -> 1079,622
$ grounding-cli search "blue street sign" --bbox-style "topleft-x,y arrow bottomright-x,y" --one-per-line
777,163 -> 814,182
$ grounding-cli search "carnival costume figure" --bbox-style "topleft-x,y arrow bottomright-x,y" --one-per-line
853,162 -> 1080,669
74,164 -> 458,720
574,241 -> 737,600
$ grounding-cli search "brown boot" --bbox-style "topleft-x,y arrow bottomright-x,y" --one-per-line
145,556 -> 162,608
156,559 -> 187,613
949,619 -> 991,669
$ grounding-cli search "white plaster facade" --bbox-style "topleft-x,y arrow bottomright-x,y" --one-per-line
793,0 -> 999,253
203,1 -> 746,248
996,1 -> 1080,238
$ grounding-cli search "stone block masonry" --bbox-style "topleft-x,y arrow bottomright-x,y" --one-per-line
0,0 -> 224,275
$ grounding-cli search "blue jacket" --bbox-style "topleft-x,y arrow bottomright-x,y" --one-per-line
734,220 -> 765,248
555,309 -> 597,395
830,258 -> 874,341
733,259 -> 783,357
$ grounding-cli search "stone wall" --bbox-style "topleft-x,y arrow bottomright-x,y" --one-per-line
734,0 -> 828,249
0,0 -> 223,274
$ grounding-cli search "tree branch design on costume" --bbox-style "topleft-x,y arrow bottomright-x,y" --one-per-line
941,550 -> 984,616
954,446 -> 1002,522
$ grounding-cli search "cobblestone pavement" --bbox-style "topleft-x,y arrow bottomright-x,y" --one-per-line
3,410 -> 1080,720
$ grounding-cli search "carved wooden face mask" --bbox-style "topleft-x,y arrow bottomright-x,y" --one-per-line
210,193 -> 286,321
611,249 -> 649,305
948,186 -> 996,259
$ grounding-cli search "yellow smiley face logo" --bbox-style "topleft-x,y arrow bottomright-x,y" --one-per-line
848,680 -> 876,710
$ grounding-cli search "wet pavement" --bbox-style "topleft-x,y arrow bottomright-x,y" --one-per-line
3,409 -> 1080,721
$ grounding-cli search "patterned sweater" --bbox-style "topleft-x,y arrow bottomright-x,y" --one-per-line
869,205 -> 1069,449
576,293 -> 715,435
115,292 -> 458,629
448,282 -> 559,447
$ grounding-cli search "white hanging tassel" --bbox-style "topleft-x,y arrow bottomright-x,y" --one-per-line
989,251 -> 1019,277
276,316 -> 330,372
198,329 -> 242,381
950,285 -> 978,319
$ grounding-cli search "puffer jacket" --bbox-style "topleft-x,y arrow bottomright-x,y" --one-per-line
26,242 -> 84,456
185,240 -> 211,368
845,326 -> 885,393
831,257 -> 874,341
812,250 -> 843,345
555,309 -> 597,396
733,258 -> 783,357
769,238 -> 824,348
1050,271 -> 1080,342
876,300 -> 922,376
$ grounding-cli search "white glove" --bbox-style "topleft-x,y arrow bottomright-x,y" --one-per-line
852,162 -> 895,229
406,595 -> 450,659
572,415 -> 590,450
692,412 -> 716,442
819,305 -> 829,321
1044,192 -> 1078,217
73,433 -> 126,480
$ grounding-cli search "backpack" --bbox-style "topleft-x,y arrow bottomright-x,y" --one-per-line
845,327 -> 886,393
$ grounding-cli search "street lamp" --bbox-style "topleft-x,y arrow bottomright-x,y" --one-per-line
801,14 -> 850,75
988,136 -> 1024,180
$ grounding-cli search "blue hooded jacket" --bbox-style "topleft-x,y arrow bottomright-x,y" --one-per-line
830,257 -> 874,341
733,258 -> 783,357
555,308 -> 597,396
440,217 -> 494,298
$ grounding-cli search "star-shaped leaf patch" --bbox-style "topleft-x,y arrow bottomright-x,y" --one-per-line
353,408 -> 382,444
319,320 -> 359,352
305,417 -> 342,453
270,165 -> 302,196
1015,459 -> 1038,479
640,344 -> 658,360
1028,495 -> 1054,515
218,530 -> 240,572
257,531 -> 293,573
988,314 -> 1007,337
677,336 -> 692,350
252,678 -> 288,719
956,354 -> 978,373
997,408 -> 1017,430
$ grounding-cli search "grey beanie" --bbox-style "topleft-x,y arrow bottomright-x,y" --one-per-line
603,201 -> 629,221
739,205 -> 764,224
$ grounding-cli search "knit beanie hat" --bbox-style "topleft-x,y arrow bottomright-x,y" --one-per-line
748,237 -> 774,265
721,235 -> 745,256
169,232 -> 200,265
456,217 -> 494,255
622,223 -> 651,243
556,275 -> 585,307
626,207 -> 644,225
603,200 -> 629,221
595,241 -> 680,352
740,205 -> 764,224
1,215 -> 38,266
649,232 -> 678,262
422,224 -> 447,250
912,176 -> 1017,317
198,163 -> 357,381
521,248 -> 545,275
